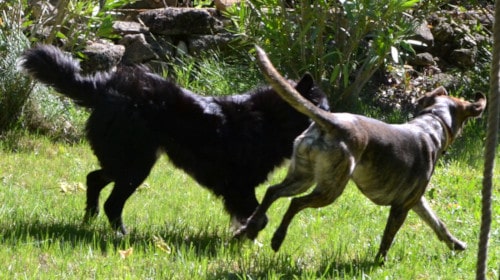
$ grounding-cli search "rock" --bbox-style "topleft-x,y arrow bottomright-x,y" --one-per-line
410,20 -> 434,50
450,48 -> 477,68
139,8 -> 224,35
176,40 -> 189,57
123,0 -> 178,8
188,33 -> 238,55
113,21 -> 149,35
119,34 -> 158,63
410,52 -> 435,67
80,42 -> 125,73
215,0 -> 241,12
432,21 -> 455,43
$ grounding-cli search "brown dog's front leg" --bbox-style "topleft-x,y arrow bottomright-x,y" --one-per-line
376,205 -> 410,264
412,197 -> 467,251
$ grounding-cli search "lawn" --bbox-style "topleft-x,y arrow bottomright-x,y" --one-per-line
0,134 -> 498,279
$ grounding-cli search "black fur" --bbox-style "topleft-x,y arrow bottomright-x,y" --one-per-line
20,45 -> 329,234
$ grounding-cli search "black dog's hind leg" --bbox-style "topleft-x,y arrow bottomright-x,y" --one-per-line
83,169 -> 112,223
104,179 -> 141,235
103,161 -> 156,235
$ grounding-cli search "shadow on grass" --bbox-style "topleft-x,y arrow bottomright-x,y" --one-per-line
0,218 -> 240,258
207,252 -> 379,279
1,219 -> 380,277
0,219 -> 112,252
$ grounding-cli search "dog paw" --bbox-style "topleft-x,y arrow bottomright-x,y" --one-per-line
234,216 -> 268,241
271,231 -> 286,252
452,240 -> 467,251
233,223 -> 258,240
233,226 -> 249,240
109,219 -> 128,236
374,253 -> 387,266
82,210 -> 98,224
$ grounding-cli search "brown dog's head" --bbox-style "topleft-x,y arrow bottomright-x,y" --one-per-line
416,86 -> 487,142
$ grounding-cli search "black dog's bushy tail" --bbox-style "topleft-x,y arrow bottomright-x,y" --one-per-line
19,45 -> 108,108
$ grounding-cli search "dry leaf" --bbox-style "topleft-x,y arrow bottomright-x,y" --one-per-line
119,247 -> 134,259
153,235 -> 172,254
59,181 -> 86,193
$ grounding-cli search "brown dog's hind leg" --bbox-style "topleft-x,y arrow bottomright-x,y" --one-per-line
234,163 -> 315,240
375,205 -> 410,264
270,138 -> 354,251
271,161 -> 351,251
412,197 -> 467,250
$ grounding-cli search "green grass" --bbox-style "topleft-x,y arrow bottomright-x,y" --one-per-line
0,134 -> 499,279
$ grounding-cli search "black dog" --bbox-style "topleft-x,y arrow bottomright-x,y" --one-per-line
20,45 -> 329,234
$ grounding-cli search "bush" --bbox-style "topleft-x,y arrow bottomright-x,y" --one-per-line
0,2 -> 33,133
228,0 -> 420,108
0,0 -> 131,141
24,0 -> 127,51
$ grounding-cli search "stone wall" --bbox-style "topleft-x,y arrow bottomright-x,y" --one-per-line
80,7 -> 236,73
79,4 -> 492,78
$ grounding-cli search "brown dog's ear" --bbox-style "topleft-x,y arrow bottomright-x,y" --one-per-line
429,86 -> 448,97
417,86 -> 449,108
467,92 -> 487,117
295,73 -> 314,95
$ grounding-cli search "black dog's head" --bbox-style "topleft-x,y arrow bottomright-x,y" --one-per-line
294,73 -> 330,111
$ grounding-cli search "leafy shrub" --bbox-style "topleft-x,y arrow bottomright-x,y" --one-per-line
0,0 -> 129,141
24,0 -> 127,50
228,0 -> 420,108
0,2 -> 33,133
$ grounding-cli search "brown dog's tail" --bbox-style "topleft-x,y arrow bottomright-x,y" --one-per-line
255,46 -> 333,131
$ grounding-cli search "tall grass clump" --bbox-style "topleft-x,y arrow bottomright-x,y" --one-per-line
228,0 -> 420,107
167,51 -> 262,96
0,2 -> 33,133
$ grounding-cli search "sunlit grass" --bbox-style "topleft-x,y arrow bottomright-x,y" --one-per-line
0,134 -> 498,279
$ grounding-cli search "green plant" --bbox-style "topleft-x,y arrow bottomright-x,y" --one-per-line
24,0 -> 128,50
0,0 -> 129,140
21,85 -> 88,142
228,0 -> 420,108
0,1 -> 33,133
166,51 -> 261,96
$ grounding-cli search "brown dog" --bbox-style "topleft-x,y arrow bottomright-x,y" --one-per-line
235,46 -> 487,263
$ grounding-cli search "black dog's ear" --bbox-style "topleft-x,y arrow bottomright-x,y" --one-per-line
295,73 -> 314,95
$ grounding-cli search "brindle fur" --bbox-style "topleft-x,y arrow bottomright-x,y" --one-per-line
235,46 -> 487,263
